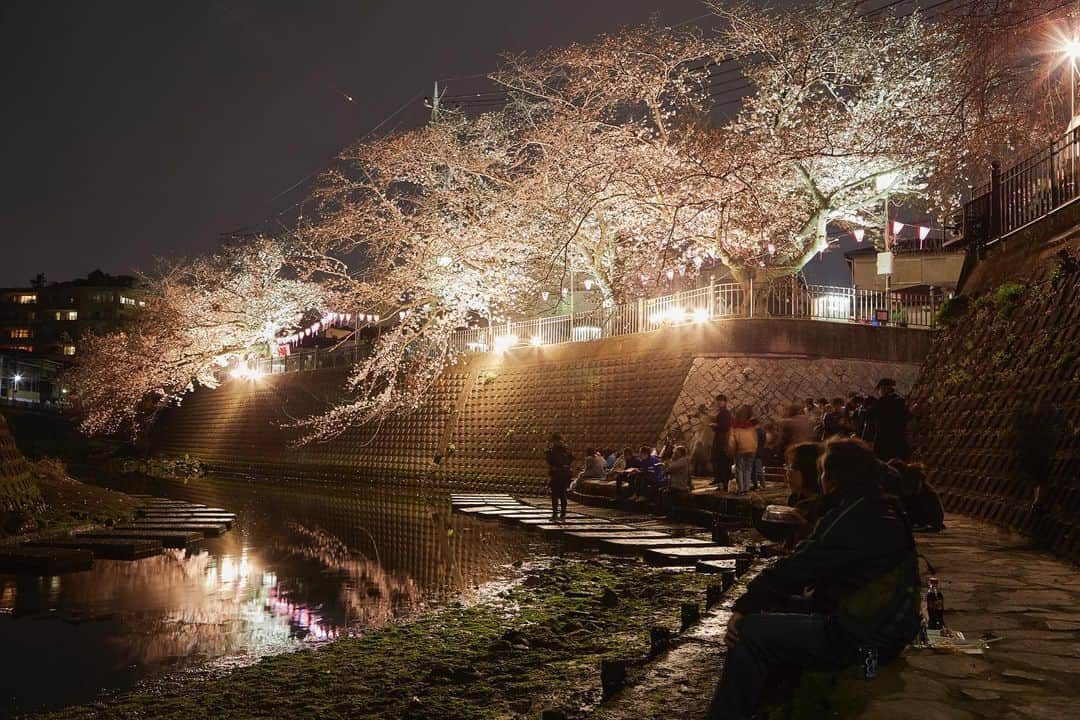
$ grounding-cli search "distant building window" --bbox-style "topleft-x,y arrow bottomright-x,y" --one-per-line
63,345 -> 76,356
120,296 -> 137,306
90,292 -> 115,304
11,345 -> 33,353
9,329 -> 31,339
15,294 -> 36,304
27,311 -> 36,321
54,311 -> 78,321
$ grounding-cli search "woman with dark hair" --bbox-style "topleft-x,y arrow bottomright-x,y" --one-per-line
784,442 -> 824,545
707,437 -> 921,720
544,432 -> 573,520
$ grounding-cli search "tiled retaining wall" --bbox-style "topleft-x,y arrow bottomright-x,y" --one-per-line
0,413 -> 36,513
663,357 -> 920,446
150,319 -> 928,493
910,239 -> 1080,561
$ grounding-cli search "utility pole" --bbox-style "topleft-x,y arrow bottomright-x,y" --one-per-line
427,82 -> 443,124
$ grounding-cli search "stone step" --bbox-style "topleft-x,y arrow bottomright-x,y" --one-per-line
22,537 -> 163,560
139,501 -> 208,508
564,530 -> 670,545
595,536 -> 716,554
0,546 -> 95,573
644,546 -> 750,568
535,523 -> 637,536
136,513 -> 235,527
76,529 -> 203,549
516,517 -> 618,526
116,522 -> 227,538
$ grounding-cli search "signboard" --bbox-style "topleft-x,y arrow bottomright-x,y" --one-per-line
876,251 -> 894,275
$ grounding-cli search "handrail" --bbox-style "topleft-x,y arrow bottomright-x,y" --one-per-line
963,126 -> 1080,245
254,279 -> 940,375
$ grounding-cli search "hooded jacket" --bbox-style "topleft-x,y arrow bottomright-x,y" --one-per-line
733,489 -> 921,653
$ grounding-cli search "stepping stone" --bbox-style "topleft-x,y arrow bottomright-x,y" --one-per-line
598,537 -> 715,553
23,537 -> 163,560
456,505 -> 509,514
137,514 -> 234,529
644,546 -> 750,567
117,522 -> 227,538
517,517 -> 609,525
565,531 -> 669,544
695,559 -> 739,574
76,529 -> 202,549
0,546 -> 95,573
535,523 -> 637,535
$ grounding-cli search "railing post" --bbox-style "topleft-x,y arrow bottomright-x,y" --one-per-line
989,159 -> 1002,241
748,276 -> 754,318
708,276 -> 716,318
637,297 -> 645,332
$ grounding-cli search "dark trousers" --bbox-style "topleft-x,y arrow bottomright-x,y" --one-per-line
713,448 -> 733,487
707,613 -> 855,720
549,479 -> 568,515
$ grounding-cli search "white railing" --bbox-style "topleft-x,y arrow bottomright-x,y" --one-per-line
265,279 -> 941,374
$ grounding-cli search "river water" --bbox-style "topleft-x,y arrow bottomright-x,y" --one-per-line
0,475 -> 546,718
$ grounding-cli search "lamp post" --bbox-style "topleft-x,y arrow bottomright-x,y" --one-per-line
875,172 -> 898,299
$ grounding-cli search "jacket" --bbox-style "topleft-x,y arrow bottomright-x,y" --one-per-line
729,423 -> 759,456
545,442 -> 573,483
733,490 -> 921,652
872,391 -> 910,461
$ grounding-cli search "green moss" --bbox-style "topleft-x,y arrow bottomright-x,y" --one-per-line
933,295 -> 969,328
39,558 -> 713,720
991,282 -> 1026,319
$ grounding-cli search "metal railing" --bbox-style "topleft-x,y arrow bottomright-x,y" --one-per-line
964,126 -> 1080,244
255,279 -> 938,375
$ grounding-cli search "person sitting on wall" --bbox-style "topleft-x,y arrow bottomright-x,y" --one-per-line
666,444 -> 693,503
577,447 -> 606,482
611,446 -> 636,498
706,437 -> 922,720
784,442 -> 826,549
603,447 -> 617,472
626,444 -> 663,501
885,460 -> 946,532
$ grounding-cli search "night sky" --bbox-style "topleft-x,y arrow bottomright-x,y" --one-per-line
0,0 -> 853,288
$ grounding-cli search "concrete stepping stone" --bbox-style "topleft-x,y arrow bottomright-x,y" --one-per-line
117,522 -> 227,538
0,546 -> 95,573
565,531 -> 670,544
695,559 -> 739,573
597,537 -> 716,553
644,546 -> 750,567
77,529 -> 202,549
516,517 -> 608,525
455,505 -> 510,514
137,514 -> 234,529
535,523 -> 637,535
23,537 -> 163,560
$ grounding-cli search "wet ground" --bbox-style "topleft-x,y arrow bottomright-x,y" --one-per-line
595,514 -> 1080,720
0,475 -> 546,717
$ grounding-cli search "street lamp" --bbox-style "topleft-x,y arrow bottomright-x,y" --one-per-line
1064,36 -> 1080,123
12,374 -> 22,395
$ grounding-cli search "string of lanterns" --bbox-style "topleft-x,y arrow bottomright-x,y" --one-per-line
276,312 -> 354,348
851,222 -> 933,246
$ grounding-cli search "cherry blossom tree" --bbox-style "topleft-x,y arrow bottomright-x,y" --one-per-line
68,238 -> 325,437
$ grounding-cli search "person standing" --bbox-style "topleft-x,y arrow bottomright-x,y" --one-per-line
544,432 -> 573,520
711,394 -> 733,490
730,405 -> 759,494
871,378 -> 910,461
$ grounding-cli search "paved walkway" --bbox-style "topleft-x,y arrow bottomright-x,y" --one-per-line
594,514 -> 1080,719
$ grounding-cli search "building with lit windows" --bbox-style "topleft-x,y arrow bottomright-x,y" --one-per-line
0,270 -> 146,360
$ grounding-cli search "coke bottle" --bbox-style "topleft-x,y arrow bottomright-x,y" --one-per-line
926,576 -> 945,630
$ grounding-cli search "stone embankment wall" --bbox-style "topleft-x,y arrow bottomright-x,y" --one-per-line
0,413 -> 36,512
910,229 -> 1080,560
151,319 -> 928,492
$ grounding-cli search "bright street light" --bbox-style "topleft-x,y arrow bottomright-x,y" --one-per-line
1064,37 -> 1080,123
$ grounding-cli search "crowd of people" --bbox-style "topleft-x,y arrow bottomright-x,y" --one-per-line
544,378 -> 917,518
544,378 -> 942,719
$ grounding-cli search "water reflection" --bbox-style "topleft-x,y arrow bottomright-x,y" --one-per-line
0,477 -> 542,716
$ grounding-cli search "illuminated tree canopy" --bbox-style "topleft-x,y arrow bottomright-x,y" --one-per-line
69,0 -> 1071,440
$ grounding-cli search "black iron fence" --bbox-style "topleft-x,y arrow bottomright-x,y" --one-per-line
964,126 -> 1080,244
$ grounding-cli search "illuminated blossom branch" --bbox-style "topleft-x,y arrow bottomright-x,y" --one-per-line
68,239 -> 325,437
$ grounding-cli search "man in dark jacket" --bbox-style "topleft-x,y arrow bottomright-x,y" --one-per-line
707,438 -> 921,720
871,378 -> 910,461
544,433 -> 573,520
712,394 -> 733,490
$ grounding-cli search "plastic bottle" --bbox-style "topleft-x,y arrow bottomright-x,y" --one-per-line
926,576 -> 945,630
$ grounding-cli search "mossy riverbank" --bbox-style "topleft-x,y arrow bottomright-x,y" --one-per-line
39,557 -> 716,720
